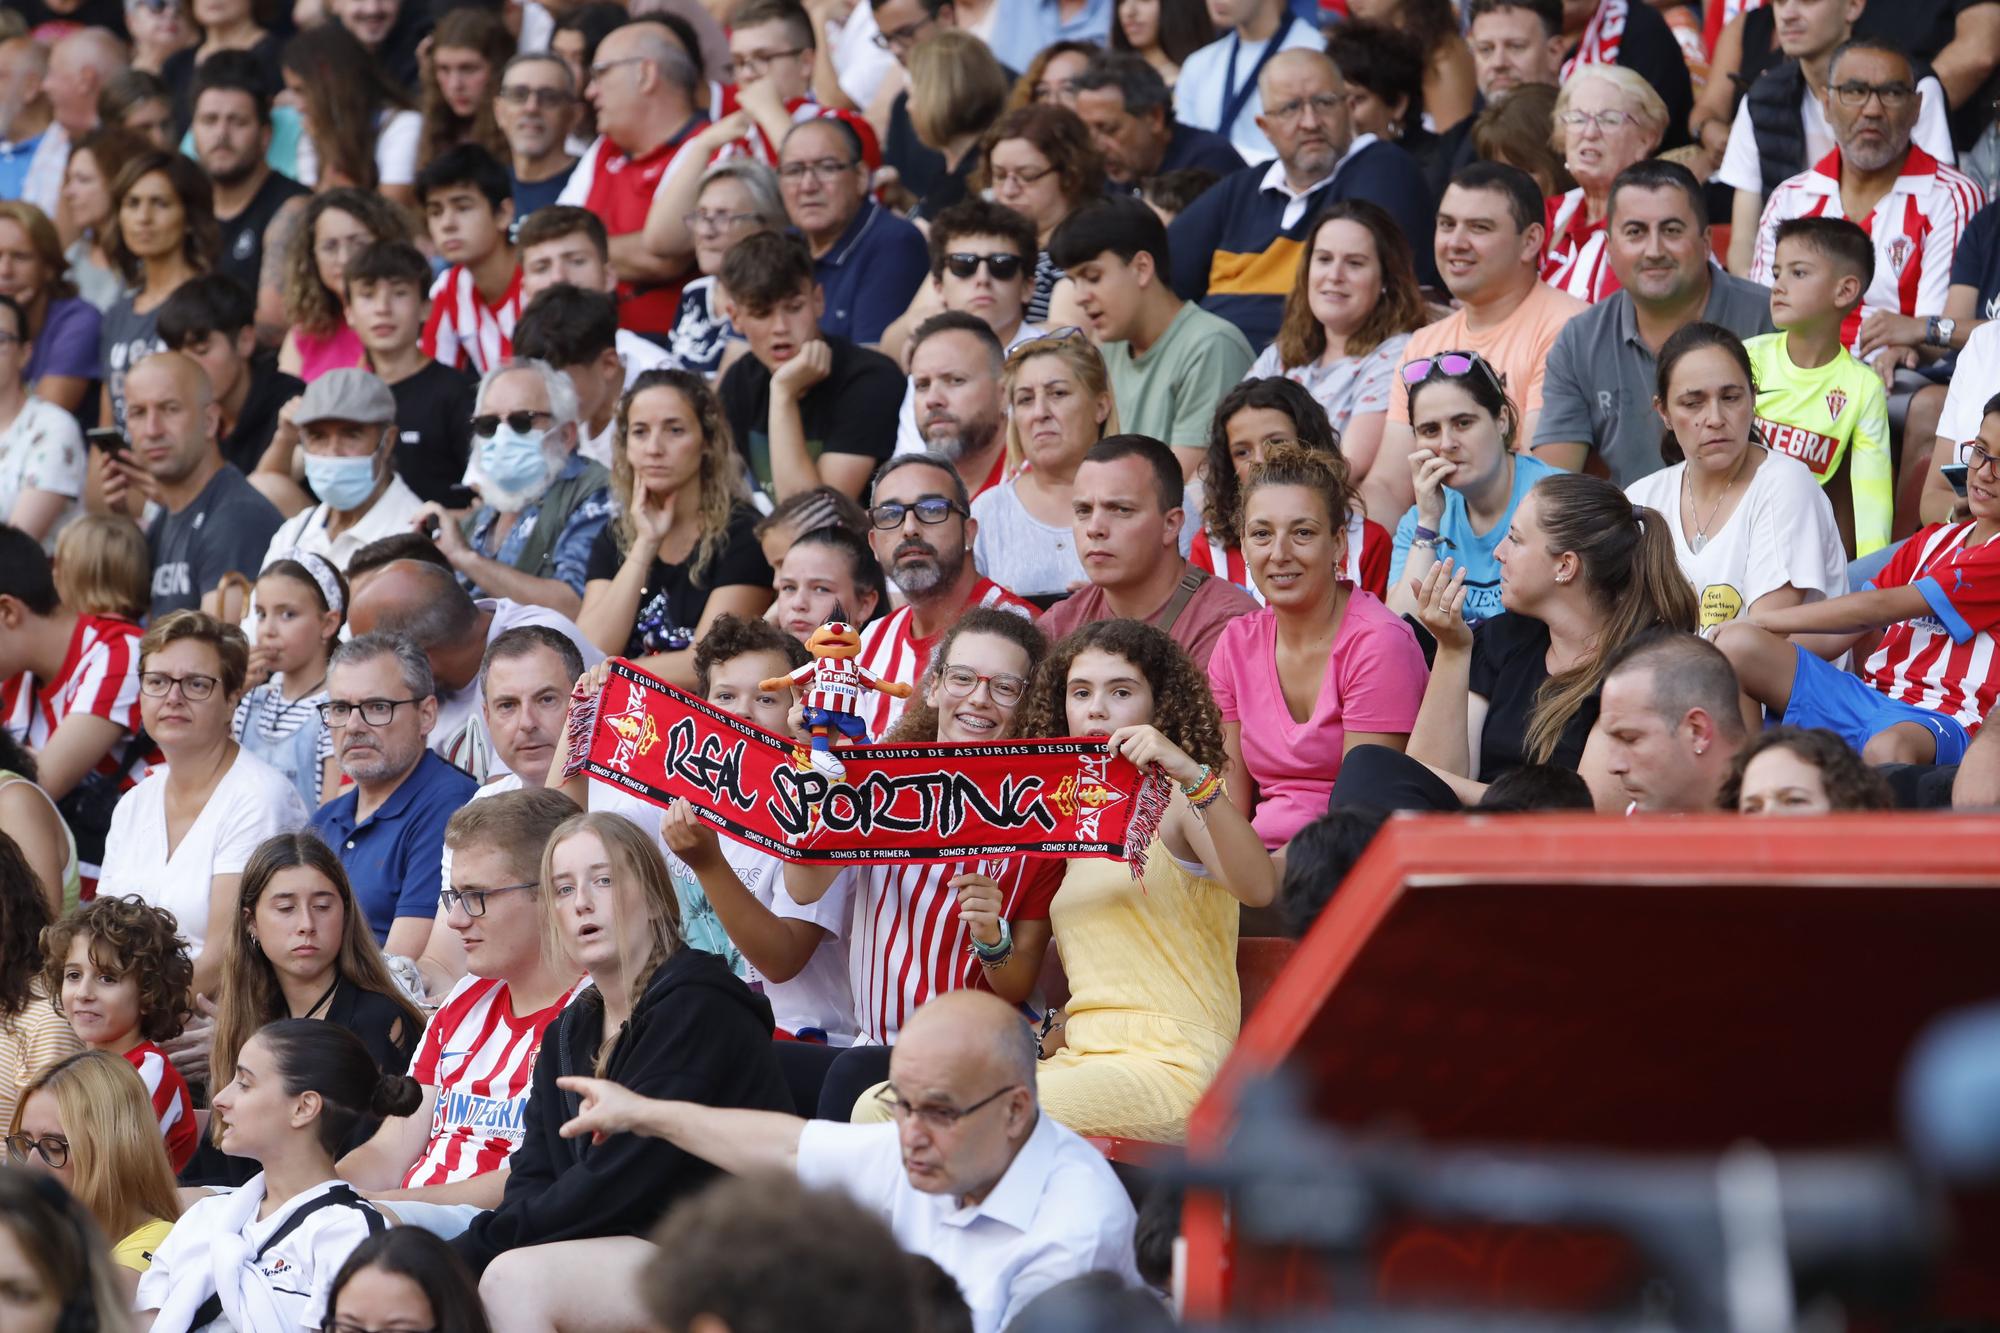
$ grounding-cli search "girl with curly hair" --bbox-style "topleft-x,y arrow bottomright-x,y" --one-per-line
577,370 -> 774,688
98,151 -> 219,432
1015,618 -> 1274,1141
40,895 -> 199,1171
1718,726 -> 1896,814
275,189 -> 413,382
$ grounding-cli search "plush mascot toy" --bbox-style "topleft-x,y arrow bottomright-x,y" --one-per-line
762,610 -> 911,780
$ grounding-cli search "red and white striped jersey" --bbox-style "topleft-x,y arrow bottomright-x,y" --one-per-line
1750,147 -> 1987,354
1863,520 -> 2000,731
850,577 -> 1037,736
127,1041 -> 197,1172
786,654 -> 891,717
0,613 -> 153,792
421,263 -> 522,377
403,974 -> 586,1188
849,854 -> 1062,1046
1542,188 -> 1621,304
1189,512 -> 1392,601
710,92 -> 883,171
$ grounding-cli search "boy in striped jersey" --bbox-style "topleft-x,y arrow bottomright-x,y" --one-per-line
340,788 -> 586,1215
1714,392 -> 2000,765
418,145 -> 522,379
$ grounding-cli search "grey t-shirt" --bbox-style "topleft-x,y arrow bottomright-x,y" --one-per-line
1532,266 -> 1776,486
99,293 -> 163,433
148,464 -> 284,618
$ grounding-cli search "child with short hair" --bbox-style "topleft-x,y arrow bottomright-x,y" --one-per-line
344,240 -> 478,507
40,895 -> 198,1172
52,514 -> 150,623
235,553 -> 347,809
1744,216 -> 1893,559
416,145 -> 521,377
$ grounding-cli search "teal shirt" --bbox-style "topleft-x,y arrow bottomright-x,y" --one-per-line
1103,302 -> 1256,449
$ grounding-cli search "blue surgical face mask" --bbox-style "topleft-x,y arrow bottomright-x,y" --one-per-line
304,449 -> 381,511
480,424 -> 554,496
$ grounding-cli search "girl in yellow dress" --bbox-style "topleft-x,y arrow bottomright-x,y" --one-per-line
1016,619 -> 1277,1143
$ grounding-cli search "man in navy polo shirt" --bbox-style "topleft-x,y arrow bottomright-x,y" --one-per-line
310,632 -> 478,962
778,118 -> 927,345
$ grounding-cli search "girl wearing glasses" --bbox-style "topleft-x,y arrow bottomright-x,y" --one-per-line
97,611 -> 312,1002
1384,349 -> 1559,626
1543,66 -> 1668,304
8,1051 -> 181,1299
416,8 -> 512,172
203,834 -> 422,1183
137,1020 -> 417,1333
646,160 -> 788,377
1016,619 -> 1274,1141
322,1228 -> 492,1333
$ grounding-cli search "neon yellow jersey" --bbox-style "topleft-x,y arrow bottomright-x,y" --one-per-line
1745,332 -> 1893,556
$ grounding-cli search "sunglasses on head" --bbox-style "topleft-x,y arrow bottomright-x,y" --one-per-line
942,252 -> 1024,281
471,410 -> 555,438
1403,350 -> 1508,400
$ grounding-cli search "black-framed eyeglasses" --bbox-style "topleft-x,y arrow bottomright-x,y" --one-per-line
1963,442 -> 2000,474
1831,80 -> 1914,108
728,47 -> 805,79
938,665 -> 1027,707
942,251 -> 1024,281
441,883 -> 538,917
988,163 -> 1055,189
140,672 -> 219,700
870,14 -> 935,49
869,497 -> 965,529
3,1133 -> 70,1168
873,1082 -> 1019,1131
471,410 -> 555,438
318,697 -> 422,727
497,85 -> 574,108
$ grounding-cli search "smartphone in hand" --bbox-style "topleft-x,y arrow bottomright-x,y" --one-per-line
85,427 -> 126,454
1943,463 -> 1969,496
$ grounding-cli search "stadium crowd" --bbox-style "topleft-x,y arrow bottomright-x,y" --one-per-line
1,0 -> 1999,1322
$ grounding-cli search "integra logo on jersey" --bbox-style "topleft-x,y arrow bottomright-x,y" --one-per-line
435,1088 -> 530,1137
1758,418 -> 1837,476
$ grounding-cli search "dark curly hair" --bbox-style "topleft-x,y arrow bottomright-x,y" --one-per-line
1202,379 -> 1348,550
1716,726 -> 1896,813
886,607 -> 1048,743
40,896 -> 194,1044
694,613 -> 810,696
1016,619 -> 1224,770
0,831 -> 51,1021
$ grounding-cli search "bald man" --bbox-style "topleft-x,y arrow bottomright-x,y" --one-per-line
121,351 -> 282,619
1166,47 -> 1438,350
347,556 -> 600,782
533,989 -> 1142,1333
0,39 -> 60,210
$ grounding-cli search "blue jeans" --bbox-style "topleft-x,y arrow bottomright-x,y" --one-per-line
1847,537 -> 1906,594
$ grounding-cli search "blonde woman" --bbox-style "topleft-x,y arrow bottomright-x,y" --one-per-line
453,813 -> 793,1313
577,369 -> 775,688
8,1051 -> 181,1298
969,328 -> 1116,596
1542,65 -> 1668,304
906,30 -> 1011,220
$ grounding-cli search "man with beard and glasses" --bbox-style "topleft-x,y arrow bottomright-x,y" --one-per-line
1533,160 -> 1775,486
190,51 -> 307,349
850,453 -> 1036,736
409,359 -> 612,621
310,633 -> 478,960
904,313 -> 1008,502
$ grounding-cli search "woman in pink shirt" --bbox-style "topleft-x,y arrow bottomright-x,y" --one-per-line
1208,443 -> 1428,853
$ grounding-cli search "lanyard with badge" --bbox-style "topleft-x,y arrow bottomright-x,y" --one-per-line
1220,12 -> 1300,134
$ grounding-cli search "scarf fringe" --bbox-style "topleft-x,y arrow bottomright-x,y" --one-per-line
1121,766 -> 1175,881
560,678 -> 602,781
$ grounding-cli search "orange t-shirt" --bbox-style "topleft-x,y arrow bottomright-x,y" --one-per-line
1387,282 -> 1589,429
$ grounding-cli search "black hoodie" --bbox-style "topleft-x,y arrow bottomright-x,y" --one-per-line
452,947 -> 792,1274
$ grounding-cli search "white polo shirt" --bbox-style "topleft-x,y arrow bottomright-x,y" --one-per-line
261,473 -> 429,574
796,1115 -> 1141,1333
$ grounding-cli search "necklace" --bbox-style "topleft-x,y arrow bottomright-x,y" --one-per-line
1684,450 -> 1752,554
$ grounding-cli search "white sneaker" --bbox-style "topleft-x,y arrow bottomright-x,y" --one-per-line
808,749 -> 847,781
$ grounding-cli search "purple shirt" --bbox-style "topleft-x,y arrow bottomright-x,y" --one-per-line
26,297 -> 102,387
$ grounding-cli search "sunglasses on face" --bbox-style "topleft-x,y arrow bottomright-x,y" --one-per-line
942,252 -> 1024,281
471,410 -> 555,438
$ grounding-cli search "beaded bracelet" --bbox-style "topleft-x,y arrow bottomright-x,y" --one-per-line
1182,764 -> 1226,811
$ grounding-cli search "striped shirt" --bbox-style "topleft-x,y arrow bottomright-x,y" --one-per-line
403,974 -> 586,1188
1542,189 -> 1620,304
1190,511 -> 1392,600
232,679 -> 334,796
1863,520 -> 2000,730
711,94 -> 881,171
422,263 -> 522,377
0,613 -> 153,795
850,855 -> 1063,1046
850,577 -> 1037,737
127,1041 -> 197,1173
1750,147 -> 1987,354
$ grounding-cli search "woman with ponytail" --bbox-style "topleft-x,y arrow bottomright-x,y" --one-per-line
137,1020 -> 418,1333
1335,471 -> 1699,812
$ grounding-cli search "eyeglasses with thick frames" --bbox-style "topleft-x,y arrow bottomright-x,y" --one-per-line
318,697 -> 422,727
497,85 -> 574,108
938,666 -> 1027,707
1831,80 -> 1915,108
4,1133 -> 70,1168
942,252 -> 1024,281
873,1082 -> 1019,1131
441,883 -> 538,917
1961,443 -> 2000,474
472,410 -> 555,438
869,497 -> 965,529
140,672 -> 219,700
987,163 -> 1055,190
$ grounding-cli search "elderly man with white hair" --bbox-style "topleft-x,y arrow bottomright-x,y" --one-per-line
410,357 -> 613,621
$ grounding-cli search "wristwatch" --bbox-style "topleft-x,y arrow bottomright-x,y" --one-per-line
1926,316 -> 1958,350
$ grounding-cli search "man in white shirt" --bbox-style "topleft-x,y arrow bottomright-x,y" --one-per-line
1172,0 -> 1324,165
545,989 -> 1142,1333
261,370 -> 429,573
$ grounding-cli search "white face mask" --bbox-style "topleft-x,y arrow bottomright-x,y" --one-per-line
476,423 -> 563,513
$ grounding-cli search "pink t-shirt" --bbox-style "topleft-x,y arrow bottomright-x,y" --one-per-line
1208,593 -> 1428,849
296,325 -> 369,383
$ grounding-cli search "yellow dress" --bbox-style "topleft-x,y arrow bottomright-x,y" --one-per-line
112,1217 -> 174,1272
1035,842 -> 1240,1143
